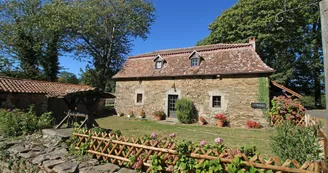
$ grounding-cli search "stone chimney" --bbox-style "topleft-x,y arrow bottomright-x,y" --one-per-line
249,37 -> 256,50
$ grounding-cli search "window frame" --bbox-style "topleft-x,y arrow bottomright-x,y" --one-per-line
212,96 -> 221,108
155,61 -> 163,69
136,93 -> 143,104
191,58 -> 199,67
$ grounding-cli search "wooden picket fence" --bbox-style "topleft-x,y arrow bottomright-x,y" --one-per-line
72,129 -> 327,173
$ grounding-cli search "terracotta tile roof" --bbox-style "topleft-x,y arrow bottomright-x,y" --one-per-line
271,80 -> 303,98
0,77 -> 95,96
113,43 -> 275,79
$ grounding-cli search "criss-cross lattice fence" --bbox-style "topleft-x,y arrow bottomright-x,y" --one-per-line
72,129 -> 327,173
271,114 -> 319,127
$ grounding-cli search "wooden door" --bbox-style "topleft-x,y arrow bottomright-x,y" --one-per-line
168,95 -> 178,118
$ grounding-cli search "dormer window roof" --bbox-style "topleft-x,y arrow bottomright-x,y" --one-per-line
153,55 -> 165,69
188,50 -> 202,67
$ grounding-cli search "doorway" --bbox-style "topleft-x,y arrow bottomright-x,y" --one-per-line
168,94 -> 178,118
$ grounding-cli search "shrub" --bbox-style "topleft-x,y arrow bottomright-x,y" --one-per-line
270,122 -> 322,163
37,112 -> 55,129
270,95 -> 306,123
175,98 -> 195,124
0,107 -> 54,137
246,120 -> 261,129
153,110 -> 165,119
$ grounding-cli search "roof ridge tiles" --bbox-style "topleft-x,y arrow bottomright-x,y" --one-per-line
0,76 -> 91,87
129,43 -> 251,59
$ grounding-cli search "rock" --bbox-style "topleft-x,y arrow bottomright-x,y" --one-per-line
93,163 -> 120,173
52,161 -> 78,173
18,151 -> 38,159
44,146 -> 55,153
32,154 -> 48,165
78,162 -> 88,169
0,161 -> 10,168
88,159 -> 99,166
47,148 -> 68,160
42,159 -> 64,172
5,140 -> 23,146
8,145 -> 29,154
79,167 -> 95,173
117,168 -> 138,173
31,146 -> 43,152
42,129 -> 70,140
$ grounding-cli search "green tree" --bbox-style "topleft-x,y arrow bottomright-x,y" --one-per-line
0,0 -> 155,87
197,0 -> 322,107
58,71 -> 79,84
68,0 -> 155,90
79,67 -> 116,92
0,0 -> 43,79
0,0 -> 67,81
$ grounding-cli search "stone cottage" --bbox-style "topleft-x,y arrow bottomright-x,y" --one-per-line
113,38 -> 275,127
0,77 -> 108,121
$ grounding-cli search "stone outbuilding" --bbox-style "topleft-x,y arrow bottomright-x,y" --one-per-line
0,77 -> 107,121
113,38 -> 275,127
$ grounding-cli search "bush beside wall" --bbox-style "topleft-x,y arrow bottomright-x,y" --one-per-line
0,107 -> 54,137
175,98 -> 195,124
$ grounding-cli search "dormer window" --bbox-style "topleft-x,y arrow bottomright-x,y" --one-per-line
188,50 -> 202,67
153,55 -> 165,69
191,58 -> 199,67
155,61 -> 162,69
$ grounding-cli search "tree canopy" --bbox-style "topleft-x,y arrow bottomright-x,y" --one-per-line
57,71 -> 79,84
197,0 -> 323,107
0,0 -> 155,90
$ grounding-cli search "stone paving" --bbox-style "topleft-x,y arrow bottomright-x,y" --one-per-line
0,129 -> 138,173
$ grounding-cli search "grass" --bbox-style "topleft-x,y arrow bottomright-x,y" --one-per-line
96,116 -> 275,156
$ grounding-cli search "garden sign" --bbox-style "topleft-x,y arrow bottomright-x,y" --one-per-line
251,103 -> 266,109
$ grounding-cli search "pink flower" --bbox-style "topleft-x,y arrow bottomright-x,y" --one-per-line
214,137 -> 223,144
200,140 -> 207,146
151,132 -> 157,139
169,133 -> 176,138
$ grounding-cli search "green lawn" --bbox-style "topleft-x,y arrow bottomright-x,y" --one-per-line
96,116 -> 275,156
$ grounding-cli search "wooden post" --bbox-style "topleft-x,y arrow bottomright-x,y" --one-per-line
320,0 -> 328,110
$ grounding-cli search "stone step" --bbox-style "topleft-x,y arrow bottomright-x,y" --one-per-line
158,118 -> 179,125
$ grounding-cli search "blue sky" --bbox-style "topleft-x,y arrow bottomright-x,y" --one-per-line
59,0 -> 238,76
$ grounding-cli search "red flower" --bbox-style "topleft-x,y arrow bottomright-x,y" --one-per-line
246,120 -> 261,129
215,114 -> 227,121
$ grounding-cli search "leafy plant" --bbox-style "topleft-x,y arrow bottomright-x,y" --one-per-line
0,107 -> 53,137
37,112 -> 55,129
153,110 -> 166,119
199,116 -> 206,124
150,155 -> 163,173
240,145 -> 259,159
214,113 -> 227,121
140,109 -> 146,118
269,96 -> 306,124
195,159 -> 223,173
270,122 -> 322,163
246,120 -> 261,129
175,98 -> 195,124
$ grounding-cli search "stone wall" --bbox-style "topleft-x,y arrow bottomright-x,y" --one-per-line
0,93 -> 48,115
115,76 -> 269,127
0,130 -> 139,173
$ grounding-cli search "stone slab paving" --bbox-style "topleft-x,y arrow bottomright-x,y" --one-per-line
0,128 -> 142,173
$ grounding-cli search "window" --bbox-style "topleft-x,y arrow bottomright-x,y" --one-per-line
155,61 -> 162,69
191,58 -> 199,67
136,93 -> 143,103
212,96 -> 221,108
